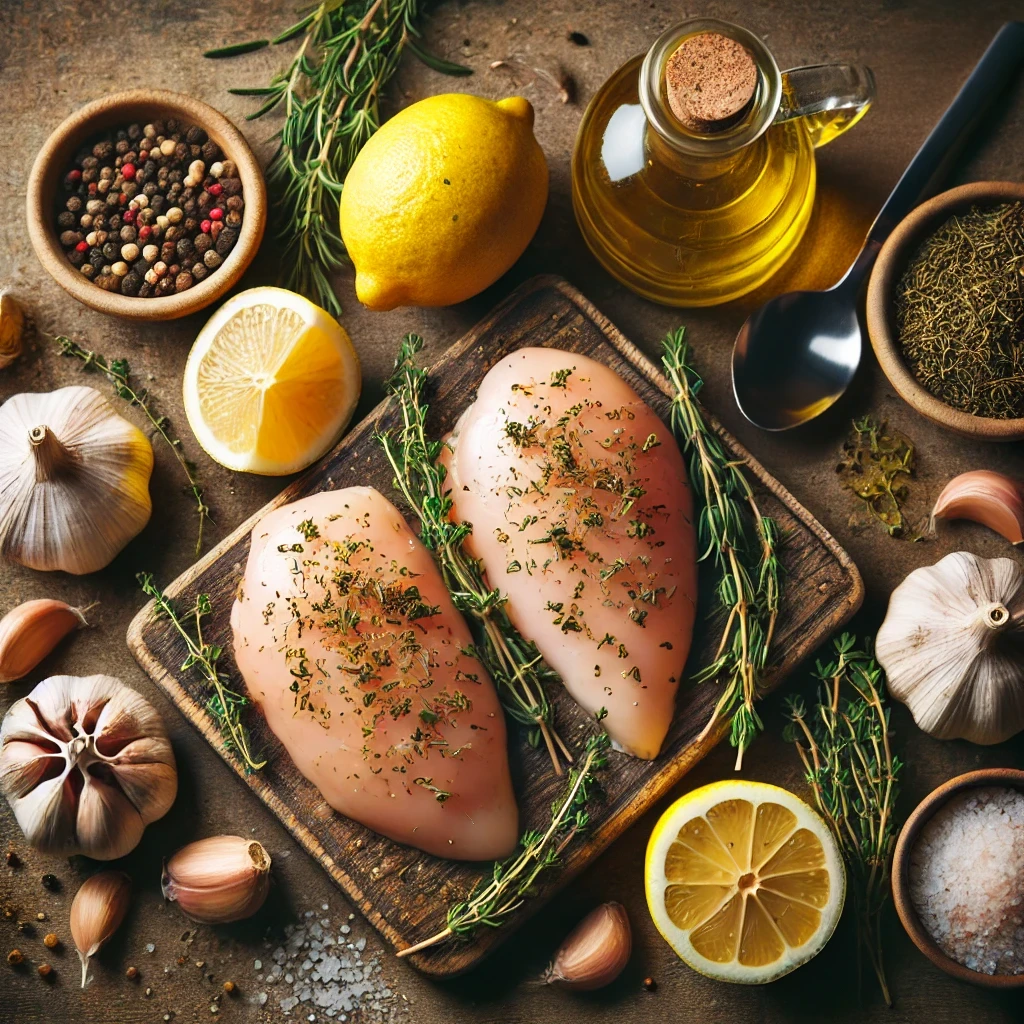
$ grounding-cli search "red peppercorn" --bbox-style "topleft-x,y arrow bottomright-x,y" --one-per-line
200,219 -> 212,234
119,193 -> 128,205
139,224 -> 152,240
209,207 -> 223,221
123,208 -> 137,225
207,183 -> 223,197
75,241 -> 89,252
122,163 -> 136,180
68,169 -> 82,182
88,182 -> 98,194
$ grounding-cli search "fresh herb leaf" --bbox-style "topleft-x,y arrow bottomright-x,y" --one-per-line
662,327 -> 782,769
784,635 -> 901,1006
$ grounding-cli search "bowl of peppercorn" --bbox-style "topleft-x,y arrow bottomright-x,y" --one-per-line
866,180 -> 1024,442
27,89 -> 266,320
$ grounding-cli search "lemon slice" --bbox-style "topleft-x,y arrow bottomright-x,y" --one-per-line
645,780 -> 845,984
183,287 -> 361,475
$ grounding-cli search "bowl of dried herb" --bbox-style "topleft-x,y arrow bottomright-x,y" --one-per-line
866,181 -> 1024,441
27,89 -> 266,321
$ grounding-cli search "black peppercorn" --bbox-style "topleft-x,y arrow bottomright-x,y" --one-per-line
119,226 -> 137,244
65,196 -> 82,212
225,195 -> 244,212
127,122 -> 143,140
40,874 -> 60,892
4,851 -> 19,868
102,241 -> 119,261
67,249 -> 85,267
92,140 -> 114,160
155,277 -> 174,297
59,230 -> 83,247
191,262 -> 208,282
220,178 -> 243,196
89,250 -> 105,270
194,233 -> 212,255
215,227 -> 239,256
115,139 -> 130,156
185,125 -> 207,145
57,211 -> 76,229
203,250 -> 223,270
201,139 -> 219,163
175,238 -> 194,262
174,271 -> 194,293
160,241 -> 177,263
121,273 -> 143,296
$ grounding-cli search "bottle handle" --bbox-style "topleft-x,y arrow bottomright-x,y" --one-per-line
774,63 -> 877,148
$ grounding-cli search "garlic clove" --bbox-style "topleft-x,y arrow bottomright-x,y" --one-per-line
931,470 -> 1024,545
7,772 -> 75,850
0,599 -> 88,683
109,755 -> 178,824
161,835 -> 271,924
0,291 -> 24,370
77,776 -> 147,862
0,739 -> 64,798
543,901 -> 632,991
70,871 -> 131,988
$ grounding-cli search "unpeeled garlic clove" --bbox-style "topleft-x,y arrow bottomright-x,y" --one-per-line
932,470 -> 1024,546
0,291 -> 23,370
0,599 -> 89,683
542,901 -> 632,991
161,835 -> 271,924
71,870 -> 131,988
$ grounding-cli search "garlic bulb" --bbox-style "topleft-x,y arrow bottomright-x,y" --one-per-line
0,385 -> 153,574
0,674 -> 177,858
0,599 -> 88,683
71,871 -> 131,988
0,291 -> 24,369
161,835 -> 271,924
876,551 -> 1024,744
542,902 -> 632,990
931,470 -> 1024,546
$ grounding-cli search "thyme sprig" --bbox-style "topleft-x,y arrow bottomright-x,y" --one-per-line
138,574 -> 266,773
397,731 -> 610,957
377,334 -> 572,775
661,328 -> 781,769
213,0 -> 470,316
56,337 -> 211,554
784,634 -> 901,1006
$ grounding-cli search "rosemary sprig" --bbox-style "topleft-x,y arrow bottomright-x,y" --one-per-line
138,573 -> 266,773
377,334 -> 572,775
214,0 -> 470,316
397,731 -> 610,957
56,337 -> 211,554
661,328 -> 781,769
784,634 -> 901,1006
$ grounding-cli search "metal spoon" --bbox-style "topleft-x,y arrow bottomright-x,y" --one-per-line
732,21 -> 1024,432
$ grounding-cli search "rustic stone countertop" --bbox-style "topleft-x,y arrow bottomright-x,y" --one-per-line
2,1 -> 1024,1022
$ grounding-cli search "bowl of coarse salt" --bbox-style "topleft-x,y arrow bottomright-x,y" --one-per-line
892,768 -> 1024,988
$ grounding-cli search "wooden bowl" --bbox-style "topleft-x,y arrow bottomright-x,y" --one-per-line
26,89 -> 267,321
891,768 -> 1024,989
866,181 -> 1024,441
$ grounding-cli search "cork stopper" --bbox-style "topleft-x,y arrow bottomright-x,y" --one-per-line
664,32 -> 758,133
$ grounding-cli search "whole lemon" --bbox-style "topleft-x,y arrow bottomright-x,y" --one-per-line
339,93 -> 548,310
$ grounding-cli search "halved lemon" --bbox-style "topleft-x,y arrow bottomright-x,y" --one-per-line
645,780 -> 845,984
183,287 -> 361,475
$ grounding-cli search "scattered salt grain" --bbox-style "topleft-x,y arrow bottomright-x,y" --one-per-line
909,785 -> 1024,975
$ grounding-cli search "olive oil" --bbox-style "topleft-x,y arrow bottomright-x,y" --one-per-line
571,20 -> 874,307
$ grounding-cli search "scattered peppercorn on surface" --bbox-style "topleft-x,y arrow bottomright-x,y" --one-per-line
182,287 -> 361,475
645,781 -> 845,984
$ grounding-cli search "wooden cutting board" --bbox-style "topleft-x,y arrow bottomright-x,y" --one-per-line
127,276 -> 863,977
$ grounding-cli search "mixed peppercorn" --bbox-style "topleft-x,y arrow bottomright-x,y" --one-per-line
56,119 -> 244,297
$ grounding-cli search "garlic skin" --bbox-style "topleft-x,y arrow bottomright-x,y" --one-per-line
543,902 -> 632,991
876,551 -> 1024,744
0,291 -> 24,369
70,871 -> 131,988
0,674 -> 177,858
0,385 -> 153,574
0,599 -> 88,683
931,470 -> 1024,546
161,835 -> 271,924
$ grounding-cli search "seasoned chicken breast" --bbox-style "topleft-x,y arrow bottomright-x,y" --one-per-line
230,487 -> 518,860
441,348 -> 697,759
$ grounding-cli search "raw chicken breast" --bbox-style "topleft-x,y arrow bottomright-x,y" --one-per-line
230,486 -> 518,860
441,348 -> 697,759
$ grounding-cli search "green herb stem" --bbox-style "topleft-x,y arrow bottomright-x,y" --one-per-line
396,732 -> 610,957
56,337 -> 211,554
377,334 -> 572,775
784,634 -> 901,1006
215,0 -> 470,316
138,574 -> 266,772
661,328 -> 781,769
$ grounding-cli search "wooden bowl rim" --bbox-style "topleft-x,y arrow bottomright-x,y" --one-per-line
891,767 -> 1024,989
866,180 -> 1024,441
26,88 -> 267,322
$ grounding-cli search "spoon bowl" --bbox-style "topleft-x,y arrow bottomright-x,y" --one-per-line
732,280 -> 862,431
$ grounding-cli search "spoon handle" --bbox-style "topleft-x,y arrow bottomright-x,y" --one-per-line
844,20 -> 1024,286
